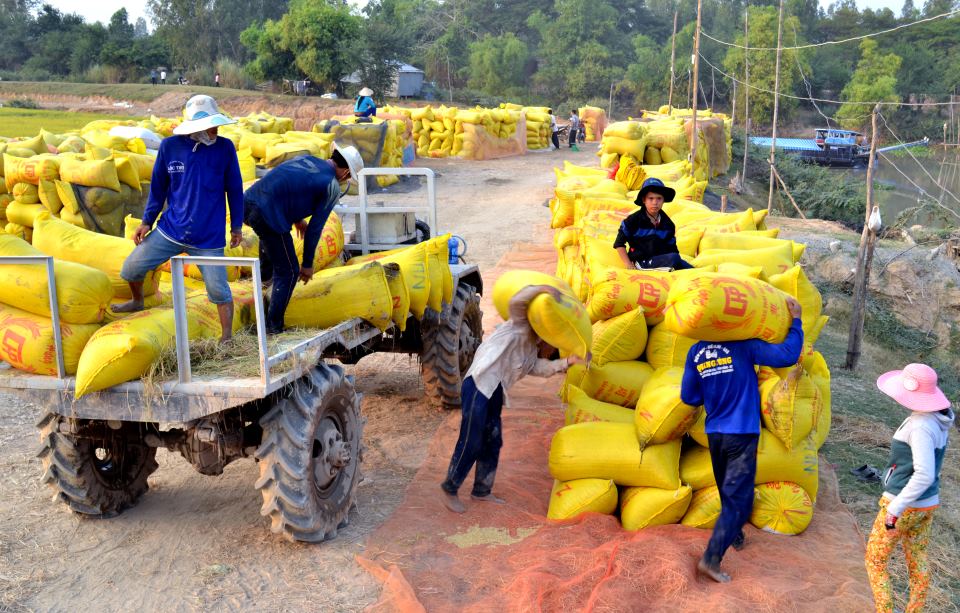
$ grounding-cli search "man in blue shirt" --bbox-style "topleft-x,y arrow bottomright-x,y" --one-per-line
242,145 -> 364,334
115,95 -> 244,343
680,297 -> 804,583
354,87 -> 376,119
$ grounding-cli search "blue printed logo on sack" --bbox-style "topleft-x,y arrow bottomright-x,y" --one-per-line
168,161 -> 185,174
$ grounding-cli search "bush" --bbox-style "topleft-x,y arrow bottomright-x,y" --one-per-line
6,98 -> 39,109
81,64 -> 125,84
214,59 -> 255,90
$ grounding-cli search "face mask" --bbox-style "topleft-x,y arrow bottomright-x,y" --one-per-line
190,131 -> 217,149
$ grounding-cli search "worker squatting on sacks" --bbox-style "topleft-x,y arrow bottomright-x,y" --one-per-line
680,298 -> 804,583
242,145 -> 364,335
354,87 -> 377,120
441,285 -> 579,514
614,177 -> 693,271
866,363 -> 954,612
114,94 -> 243,343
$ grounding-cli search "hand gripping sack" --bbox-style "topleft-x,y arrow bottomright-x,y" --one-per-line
564,385 -> 635,426
285,262 -> 394,331
663,272 -> 793,343
0,302 -> 100,375
547,478 -> 618,521
634,366 -> 700,447
620,485 -> 692,531
750,481 -> 814,535
549,422 -> 681,488
0,234 -> 113,324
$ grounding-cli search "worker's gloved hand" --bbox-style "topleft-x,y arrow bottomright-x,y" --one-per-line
133,224 -> 151,245
299,266 -> 314,285
294,220 -> 308,240
230,230 -> 243,249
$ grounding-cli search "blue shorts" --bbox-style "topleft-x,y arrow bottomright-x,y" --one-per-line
120,229 -> 232,304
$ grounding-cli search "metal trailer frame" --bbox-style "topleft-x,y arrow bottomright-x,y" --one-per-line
0,254 -> 384,424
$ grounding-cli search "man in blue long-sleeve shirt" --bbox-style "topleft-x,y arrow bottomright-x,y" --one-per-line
680,297 -> 804,583
242,145 -> 363,334
115,95 -> 244,343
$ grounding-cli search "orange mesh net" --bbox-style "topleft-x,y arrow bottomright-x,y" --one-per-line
358,235 -> 873,611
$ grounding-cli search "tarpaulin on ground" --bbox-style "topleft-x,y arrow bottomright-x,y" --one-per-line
358,234 -> 874,612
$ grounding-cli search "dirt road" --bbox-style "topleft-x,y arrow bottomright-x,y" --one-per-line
0,146 -> 599,611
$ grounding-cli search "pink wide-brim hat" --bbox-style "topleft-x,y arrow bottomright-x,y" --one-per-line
877,363 -> 951,412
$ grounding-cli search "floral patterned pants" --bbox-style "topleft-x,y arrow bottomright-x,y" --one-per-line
865,497 -> 935,613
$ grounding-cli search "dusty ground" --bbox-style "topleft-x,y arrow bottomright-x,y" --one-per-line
0,146 -> 600,612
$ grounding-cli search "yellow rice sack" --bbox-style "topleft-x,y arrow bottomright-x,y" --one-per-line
759,365 -> 822,450
0,302 -> 100,375
59,157 -> 121,192
292,212 -> 344,270
676,227 -> 704,258
37,180 -> 62,214
681,486 -> 722,528
55,180 -> 81,214
0,234 -> 113,324
4,153 -> 60,188
750,481 -> 814,535
698,233 -> 805,262
716,262 -> 766,280
680,430 -> 819,498
645,322 -> 697,370
32,212 -> 160,300
547,478 -> 618,520
620,485 -> 692,531
693,244 -> 794,278
348,242 -> 430,320
663,272 -> 793,343
687,407 -> 708,446
285,262 -> 394,331
564,385 -> 635,425
4,201 -> 43,227
563,360 -> 654,407
383,263 -> 410,331
549,422 -> 681,488
12,182 -> 39,204
768,266 -> 823,340
591,309 -> 648,365
634,366 -> 700,446
587,268 -> 673,324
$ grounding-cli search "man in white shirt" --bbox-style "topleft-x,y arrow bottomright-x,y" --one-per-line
441,285 -> 572,513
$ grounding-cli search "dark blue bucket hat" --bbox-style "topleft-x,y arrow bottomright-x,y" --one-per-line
635,177 -> 676,204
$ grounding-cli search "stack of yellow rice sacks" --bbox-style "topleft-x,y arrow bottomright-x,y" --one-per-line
383,104 -> 526,160
578,105 -> 608,142
312,115 -> 412,187
544,161 -> 830,536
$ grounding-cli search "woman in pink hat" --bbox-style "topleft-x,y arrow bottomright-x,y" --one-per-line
865,363 -> 954,612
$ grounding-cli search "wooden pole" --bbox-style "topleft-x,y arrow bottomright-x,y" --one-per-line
767,0 -> 785,213
711,67 -> 716,110
608,81 -> 614,120
771,165 -> 807,219
668,9 -> 678,114
690,0 -> 703,171
721,194 -> 728,212
845,105 -> 881,371
731,79 -> 737,127
741,8 -> 750,192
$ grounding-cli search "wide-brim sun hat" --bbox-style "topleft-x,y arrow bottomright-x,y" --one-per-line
173,94 -> 237,135
635,177 -> 676,204
877,363 -> 951,412
334,143 -> 364,181
358,87 -> 374,97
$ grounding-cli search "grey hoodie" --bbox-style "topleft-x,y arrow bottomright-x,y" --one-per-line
882,408 -> 954,517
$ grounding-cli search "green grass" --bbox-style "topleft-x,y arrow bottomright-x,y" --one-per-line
0,81 -> 341,105
0,107 -> 142,137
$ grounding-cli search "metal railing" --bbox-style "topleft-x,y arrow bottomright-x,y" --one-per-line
0,256 -> 65,378
335,167 -> 438,255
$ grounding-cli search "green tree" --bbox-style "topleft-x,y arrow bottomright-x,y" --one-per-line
836,39 -> 901,130
623,34 -> 670,112
99,9 -> 137,73
355,0 -> 412,99
466,33 -> 529,98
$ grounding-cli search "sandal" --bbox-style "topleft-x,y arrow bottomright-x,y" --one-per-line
850,464 -> 882,483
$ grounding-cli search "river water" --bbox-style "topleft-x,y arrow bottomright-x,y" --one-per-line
848,150 -> 960,228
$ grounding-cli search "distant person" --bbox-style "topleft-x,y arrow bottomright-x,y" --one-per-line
866,363 -> 954,613
115,95 -> 243,343
160,69 -> 166,85
150,69 -> 157,86
178,71 -> 185,85
354,87 -> 376,120
549,109 -> 560,150
440,285 -> 575,514
214,71 -> 220,87
681,297 -> 804,584
568,109 -> 580,151
578,119 -> 586,143
242,145 -> 364,335
613,178 -> 692,270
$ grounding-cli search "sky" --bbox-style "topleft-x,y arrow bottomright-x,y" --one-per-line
42,0 -> 908,28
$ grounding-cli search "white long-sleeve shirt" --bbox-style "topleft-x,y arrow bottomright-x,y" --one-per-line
882,408 -> 953,516
466,285 -> 567,400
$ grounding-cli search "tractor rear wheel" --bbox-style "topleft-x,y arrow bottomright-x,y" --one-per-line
420,282 -> 483,410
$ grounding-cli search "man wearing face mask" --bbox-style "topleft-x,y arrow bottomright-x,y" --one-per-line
115,95 -> 244,343
241,145 -> 364,335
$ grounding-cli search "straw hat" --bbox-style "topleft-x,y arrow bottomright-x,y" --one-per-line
358,87 -> 374,97
877,363 -> 950,412
173,95 -> 236,135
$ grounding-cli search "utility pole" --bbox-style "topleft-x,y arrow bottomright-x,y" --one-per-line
731,80 -> 737,128
668,9 -> 678,114
608,82 -> 615,120
691,0 -> 703,170
767,0 -> 785,213
741,8 -> 750,192
845,105 -> 881,371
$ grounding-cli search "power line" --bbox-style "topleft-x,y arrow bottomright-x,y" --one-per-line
697,52 -> 959,107
878,110 -> 960,208
701,8 -> 960,51
878,151 -> 960,224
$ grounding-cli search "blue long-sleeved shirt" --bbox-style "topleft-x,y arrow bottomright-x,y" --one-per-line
680,318 -> 804,435
354,96 -> 376,117
243,156 -> 341,268
143,135 -> 243,249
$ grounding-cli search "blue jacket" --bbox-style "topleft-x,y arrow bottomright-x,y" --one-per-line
680,318 -> 804,435
143,135 -> 243,249
243,156 -> 341,268
613,208 -> 679,263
